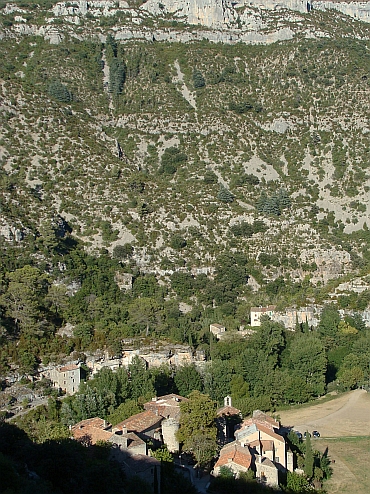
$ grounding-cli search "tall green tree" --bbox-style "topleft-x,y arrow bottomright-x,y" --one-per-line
176,390 -> 217,465
128,355 -> 155,401
288,334 -> 327,397
128,297 -> 163,336
174,364 -> 202,397
304,433 -> 314,479
1,266 -> 48,335
250,317 -> 286,368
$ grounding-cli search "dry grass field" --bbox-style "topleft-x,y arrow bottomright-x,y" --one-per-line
278,389 -> 370,494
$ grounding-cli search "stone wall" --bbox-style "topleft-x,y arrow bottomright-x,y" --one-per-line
161,417 -> 180,452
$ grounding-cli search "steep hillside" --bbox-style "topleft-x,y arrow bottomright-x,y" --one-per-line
1,5 -> 370,286
0,1 -> 369,408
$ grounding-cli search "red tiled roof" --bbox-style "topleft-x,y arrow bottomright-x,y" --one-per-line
250,306 -> 276,313
239,413 -> 279,432
109,431 -> 146,449
59,364 -> 79,372
215,443 -> 251,470
252,410 -> 280,427
248,439 -> 274,453
217,405 -> 241,417
71,417 -> 112,445
125,432 -> 146,448
144,394 -> 188,419
257,423 -> 284,443
115,410 -> 162,433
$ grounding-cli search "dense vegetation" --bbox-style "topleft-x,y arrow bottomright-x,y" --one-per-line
0,3 -> 369,492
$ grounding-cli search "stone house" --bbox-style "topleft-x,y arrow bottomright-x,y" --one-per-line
113,410 -> 163,446
235,411 -> 287,470
250,306 -> 276,327
210,323 -> 226,339
48,364 -> 81,394
272,307 -> 319,330
71,417 -> 158,491
143,394 -> 188,452
213,442 -> 252,477
216,396 -> 242,444
214,410 -> 293,487
255,455 -> 279,488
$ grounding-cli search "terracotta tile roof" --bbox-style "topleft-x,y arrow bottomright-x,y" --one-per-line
248,439 -> 275,453
59,364 -> 79,372
125,432 -> 146,448
238,412 -> 280,433
115,410 -> 162,433
215,443 -> 251,470
257,424 -> 284,443
143,394 -> 188,419
252,410 -> 280,427
71,417 -> 113,445
250,305 -> 276,313
109,431 -> 146,449
217,405 -> 241,417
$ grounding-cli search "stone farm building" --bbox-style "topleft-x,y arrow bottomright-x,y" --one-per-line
210,323 -> 226,339
143,393 -> 188,452
71,416 -> 160,491
214,410 -> 293,487
250,306 -> 276,327
47,364 -> 81,394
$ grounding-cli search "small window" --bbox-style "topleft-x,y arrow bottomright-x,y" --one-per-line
275,456 -> 279,463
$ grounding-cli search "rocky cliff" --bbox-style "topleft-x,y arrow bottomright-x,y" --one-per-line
3,0 -> 369,46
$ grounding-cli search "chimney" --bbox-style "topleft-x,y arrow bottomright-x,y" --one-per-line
152,396 -> 157,402
122,426 -> 127,435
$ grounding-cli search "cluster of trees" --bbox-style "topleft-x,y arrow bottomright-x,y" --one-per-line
48,80 -> 73,103
193,70 -> 205,88
106,34 -> 126,95
0,217 -> 369,404
229,220 -> 267,238
158,146 -> 188,175
228,100 -> 263,114
256,189 -> 291,216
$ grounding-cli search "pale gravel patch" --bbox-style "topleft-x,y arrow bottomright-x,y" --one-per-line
173,60 -> 196,110
243,155 -> 280,182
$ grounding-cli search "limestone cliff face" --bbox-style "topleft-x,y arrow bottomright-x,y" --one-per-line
141,0 -> 238,29
3,0 -> 370,46
314,1 -> 370,23
49,0 -> 370,27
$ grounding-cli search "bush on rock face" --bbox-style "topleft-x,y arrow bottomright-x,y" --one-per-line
48,81 -> 72,103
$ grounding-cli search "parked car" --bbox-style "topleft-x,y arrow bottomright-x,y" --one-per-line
312,430 -> 321,438
304,431 -> 311,438
294,431 -> 302,440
